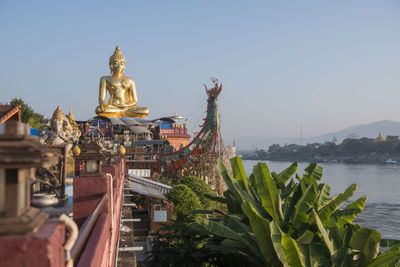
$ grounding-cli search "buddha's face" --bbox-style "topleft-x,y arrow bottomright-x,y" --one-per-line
110,58 -> 125,75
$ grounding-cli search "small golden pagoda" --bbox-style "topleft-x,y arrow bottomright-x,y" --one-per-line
376,132 -> 387,142
68,105 -> 80,132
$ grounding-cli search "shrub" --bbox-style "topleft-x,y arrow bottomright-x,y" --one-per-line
179,176 -> 215,209
166,184 -> 202,221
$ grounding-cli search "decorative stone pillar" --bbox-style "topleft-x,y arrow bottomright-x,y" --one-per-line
0,121 -> 58,235
73,142 -> 110,227
75,143 -> 107,176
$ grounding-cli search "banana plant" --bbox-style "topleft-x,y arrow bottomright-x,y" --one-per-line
186,157 -> 400,266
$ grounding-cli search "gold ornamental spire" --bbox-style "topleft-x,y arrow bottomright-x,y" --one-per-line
68,105 -> 79,131
109,46 -> 125,64
68,105 -> 75,121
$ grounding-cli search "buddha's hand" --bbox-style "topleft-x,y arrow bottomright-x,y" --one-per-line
100,101 -> 108,112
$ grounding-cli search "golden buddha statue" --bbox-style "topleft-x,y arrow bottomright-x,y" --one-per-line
95,46 -> 149,118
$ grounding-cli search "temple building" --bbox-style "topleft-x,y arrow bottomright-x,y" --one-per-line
0,104 -> 21,123
76,115 -> 181,178
158,121 -> 191,151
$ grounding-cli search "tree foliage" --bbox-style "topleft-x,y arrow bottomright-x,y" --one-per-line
166,184 -> 202,221
180,176 -> 216,209
8,97 -> 47,129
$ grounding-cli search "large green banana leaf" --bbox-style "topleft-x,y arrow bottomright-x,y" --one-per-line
272,161 -> 298,190
204,193 -> 226,203
332,224 -> 353,267
218,158 -> 243,202
332,196 -> 366,227
299,242 -> 331,267
219,158 -> 271,219
325,217 -> 343,250
230,157 -> 249,190
194,217 -> 263,261
229,158 -> 258,201
296,230 -> 314,245
242,201 -> 280,266
281,179 -> 297,200
283,183 -> 303,225
312,209 -> 335,256
225,214 -> 252,233
253,162 -> 284,224
281,179 -> 297,216
366,242 -> 400,267
270,220 -> 305,267
282,233 -> 305,267
291,183 -> 317,227
225,214 -> 258,248
224,191 -> 242,214
316,183 -> 331,210
279,161 -> 298,183
302,163 -> 323,185
317,184 -> 357,223
349,227 -> 381,265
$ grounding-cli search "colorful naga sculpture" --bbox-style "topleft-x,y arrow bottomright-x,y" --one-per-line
158,78 -> 226,191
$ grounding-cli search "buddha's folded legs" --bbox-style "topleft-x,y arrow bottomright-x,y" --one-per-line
124,106 -> 149,117
95,105 -> 149,118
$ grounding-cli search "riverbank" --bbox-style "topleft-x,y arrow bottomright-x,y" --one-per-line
242,149 -> 400,164
242,136 -> 400,164
242,154 -> 400,164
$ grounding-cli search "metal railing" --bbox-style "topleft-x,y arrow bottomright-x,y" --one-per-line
127,174 -> 172,194
71,194 -> 108,262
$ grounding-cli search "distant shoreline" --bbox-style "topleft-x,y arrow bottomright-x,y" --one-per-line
240,155 -> 399,165
239,156 -> 400,166
239,136 -> 400,166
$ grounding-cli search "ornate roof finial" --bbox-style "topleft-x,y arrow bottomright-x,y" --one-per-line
109,46 -> 125,64
68,105 -> 75,121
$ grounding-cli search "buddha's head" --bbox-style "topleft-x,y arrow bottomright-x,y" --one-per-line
109,46 -> 126,75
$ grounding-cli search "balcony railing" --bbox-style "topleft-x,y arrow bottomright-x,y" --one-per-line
71,194 -> 108,262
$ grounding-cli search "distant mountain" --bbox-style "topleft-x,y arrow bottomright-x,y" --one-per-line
311,120 -> 400,144
234,120 -> 400,150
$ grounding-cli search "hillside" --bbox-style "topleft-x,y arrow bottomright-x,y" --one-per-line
235,120 -> 400,150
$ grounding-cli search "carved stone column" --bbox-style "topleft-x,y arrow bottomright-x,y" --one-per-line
0,121 -> 58,235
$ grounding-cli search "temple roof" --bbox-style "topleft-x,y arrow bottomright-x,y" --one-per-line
0,105 -> 21,123
131,140 -> 169,146
108,118 -> 127,126
128,126 -> 152,135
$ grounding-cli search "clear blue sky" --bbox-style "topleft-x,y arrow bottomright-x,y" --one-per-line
1,1 -> 400,144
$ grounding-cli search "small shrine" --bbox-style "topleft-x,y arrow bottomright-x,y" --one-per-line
376,132 -> 387,142
40,106 -> 81,148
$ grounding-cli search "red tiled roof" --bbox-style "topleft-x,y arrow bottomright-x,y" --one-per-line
0,105 -> 21,123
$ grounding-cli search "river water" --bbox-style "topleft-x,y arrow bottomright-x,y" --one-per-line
242,160 -> 400,240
